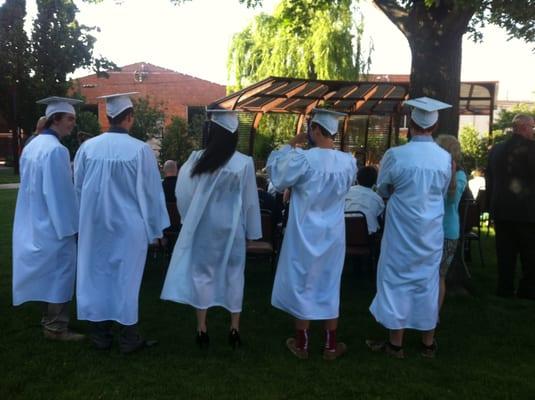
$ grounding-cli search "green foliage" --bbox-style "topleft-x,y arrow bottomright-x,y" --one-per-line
159,116 -> 198,166
61,111 -> 102,159
227,0 -> 370,92
493,103 -> 535,131
459,125 -> 509,173
0,0 -> 31,129
228,0 -> 370,161
0,0 -> 116,138
130,97 -> 165,142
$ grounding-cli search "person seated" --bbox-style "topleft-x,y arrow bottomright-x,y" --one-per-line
344,166 -> 385,234
256,174 -> 282,228
468,167 -> 485,199
162,160 -> 178,203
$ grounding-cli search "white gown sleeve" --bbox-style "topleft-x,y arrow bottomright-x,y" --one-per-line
175,151 -> 198,220
73,145 -> 86,206
376,149 -> 396,199
243,157 -> 262,240
266,145 -> 309,192
135,144 -> 170,242
42,146 -> 78,239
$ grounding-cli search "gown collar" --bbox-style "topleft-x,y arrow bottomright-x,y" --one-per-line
40,128 -> 60,140
411,135 -> 434,142
108,126 -> 130,134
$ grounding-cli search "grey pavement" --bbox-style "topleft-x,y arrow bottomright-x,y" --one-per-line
0,183 -> 19,190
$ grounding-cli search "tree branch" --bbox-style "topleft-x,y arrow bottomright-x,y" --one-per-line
372,0 -> 410,36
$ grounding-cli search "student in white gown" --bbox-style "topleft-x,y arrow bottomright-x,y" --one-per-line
267,109 -> 357,361
75,93 -> 169,353
13,97 -> 84,341
366,97 -> 452,359
161,110 -> 261,349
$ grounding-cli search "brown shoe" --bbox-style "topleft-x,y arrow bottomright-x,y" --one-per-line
421,340 -> 438,359
365,339 -> 404,359
323,342 -> 347,361
286,337 -> 308,360
44,329 -> 85,342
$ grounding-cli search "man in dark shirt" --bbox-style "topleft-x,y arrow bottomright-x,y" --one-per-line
487,114 -> 535,299
162,160 -> 178,203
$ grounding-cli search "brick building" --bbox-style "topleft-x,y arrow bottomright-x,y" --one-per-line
72,62 -> 226,131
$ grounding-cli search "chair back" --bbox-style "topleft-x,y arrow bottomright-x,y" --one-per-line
459,199 -> 480,234
260,209 -> 273,243
345,211 -> 369,247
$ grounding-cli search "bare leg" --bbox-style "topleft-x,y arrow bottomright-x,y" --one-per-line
389,329 -> 404,347
230,312 -> 240,331
324,318 -> 338,331
421,329 -> 435,346
196,308 -> 208,332
439,277 -> 447,311
295,319 -> 310,330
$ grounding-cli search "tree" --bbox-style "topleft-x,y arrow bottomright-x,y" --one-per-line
130,97 -> 165,142
61,110 -> 102,159
493,103 -> 535,131
228,0 -> 368,91
227,0 -> 370,160
371,0 -> 535,136
159,116 -> 197,166
0,0 -> 31,172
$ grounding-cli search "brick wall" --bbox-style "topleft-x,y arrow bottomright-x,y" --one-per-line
71,62 -> 226,131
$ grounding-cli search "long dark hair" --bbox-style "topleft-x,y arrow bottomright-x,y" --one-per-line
191,121 -> 238,177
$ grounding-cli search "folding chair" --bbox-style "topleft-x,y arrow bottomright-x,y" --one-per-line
246,209 -> 277,269
459,199 -> 485,278
344,211 -> 375,273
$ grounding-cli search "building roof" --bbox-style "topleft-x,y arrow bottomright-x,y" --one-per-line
211,76 -> 497,116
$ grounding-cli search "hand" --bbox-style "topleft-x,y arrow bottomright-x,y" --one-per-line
283,188 -> 291,203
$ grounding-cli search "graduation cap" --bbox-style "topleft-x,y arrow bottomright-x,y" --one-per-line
405,97 -> 451,129
311,108 -> 347,135
97,92 -> 138,118
36,97 -> 83,119
207,109 -> 239,133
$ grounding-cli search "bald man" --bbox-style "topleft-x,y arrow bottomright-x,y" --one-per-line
162,160 -> 178,203
487,114 -> 535,300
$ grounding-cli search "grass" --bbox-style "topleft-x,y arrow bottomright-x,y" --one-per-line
0,188 -> 534,399
0,167 -> 20,184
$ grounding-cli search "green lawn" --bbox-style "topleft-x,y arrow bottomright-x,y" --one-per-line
0,189 -> 534,399
0,167 -> 20,184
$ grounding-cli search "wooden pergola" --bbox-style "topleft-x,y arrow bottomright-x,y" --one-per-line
209,76 -> 497,160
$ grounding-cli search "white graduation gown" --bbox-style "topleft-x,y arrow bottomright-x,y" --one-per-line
369,137 -> 451,330
12,133 -> 78,305
267,145 -> 356,320
74,132 -> 169,325
160,150 -> 261,312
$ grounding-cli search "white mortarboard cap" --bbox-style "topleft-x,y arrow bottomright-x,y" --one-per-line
97,92 -> 138,118
207,109 -> 239,133
311,108 -> 347,135
36,97 -> 83,119
404,96 -> 452,129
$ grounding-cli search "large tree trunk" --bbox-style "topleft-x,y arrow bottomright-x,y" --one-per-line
407,24 -> 464,136
373,1 -> 476,137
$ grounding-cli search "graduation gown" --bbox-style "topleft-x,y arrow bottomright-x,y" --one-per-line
12,132 -> 78,305
267,145 -> 356,320
160,150 -> 261,312
74,132 -> 169,325
369,136 -> 451,330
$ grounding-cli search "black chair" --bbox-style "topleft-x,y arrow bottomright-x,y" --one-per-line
459,199 -> 485,278
246,209 -> 278,269
344,211 -> 375,273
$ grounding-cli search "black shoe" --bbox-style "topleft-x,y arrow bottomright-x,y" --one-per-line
196,331 -> 209,348
228,328 -> 242,349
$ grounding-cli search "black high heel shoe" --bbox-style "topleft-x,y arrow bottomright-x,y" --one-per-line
228,328 -> 242,349
196,331 -> 209,348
